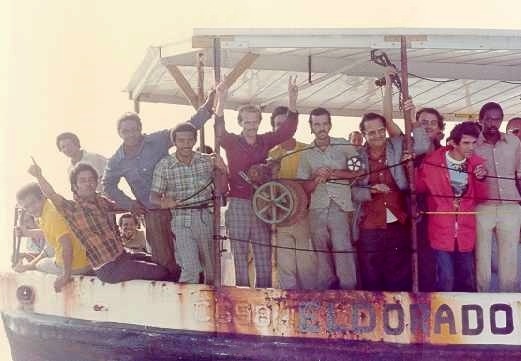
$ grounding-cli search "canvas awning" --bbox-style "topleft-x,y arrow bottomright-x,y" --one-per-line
126,28 -> 521,121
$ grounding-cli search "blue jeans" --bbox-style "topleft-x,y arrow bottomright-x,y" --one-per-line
434,250 -> 475,292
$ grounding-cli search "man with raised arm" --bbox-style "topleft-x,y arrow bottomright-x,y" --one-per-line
14,182 -> 91,292
102,92 -> 215,275
149,122 -> 228,284
268,106 -> 317,290
214,77 -> 298,288
296,107 -> 363,290
29,159 -> 170,284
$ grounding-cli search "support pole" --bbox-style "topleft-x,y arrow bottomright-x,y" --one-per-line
196,52 -> 206,152
212,37 -> 222,288
401,35 -> 419,292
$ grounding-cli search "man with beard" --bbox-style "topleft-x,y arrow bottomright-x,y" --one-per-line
297,108 -> 363,290
475,102 -> 521,292
150,122 -> 227,284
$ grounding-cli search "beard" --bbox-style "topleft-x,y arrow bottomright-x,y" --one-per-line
484,126 -> 499,137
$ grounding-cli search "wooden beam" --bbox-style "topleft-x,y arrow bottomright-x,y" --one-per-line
223,52 -> 259,88
165,64 -> 199,109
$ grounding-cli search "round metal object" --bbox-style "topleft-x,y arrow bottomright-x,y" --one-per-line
252,181 -> 294,225
346,156 -> 362,172
277,180 -> 308,227
16,285 -> 35,305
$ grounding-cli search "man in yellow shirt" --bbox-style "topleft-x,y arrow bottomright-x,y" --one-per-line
15,183 -> 91,292
269,106 -> 318,289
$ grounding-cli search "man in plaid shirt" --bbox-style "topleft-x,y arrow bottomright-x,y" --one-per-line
28,160 -> 170,284
150,123 -> 228,284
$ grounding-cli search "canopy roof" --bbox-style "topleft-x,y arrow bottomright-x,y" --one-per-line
126,28 -> 521,120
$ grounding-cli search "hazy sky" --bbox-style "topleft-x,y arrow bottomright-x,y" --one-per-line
1,0 -> 521,270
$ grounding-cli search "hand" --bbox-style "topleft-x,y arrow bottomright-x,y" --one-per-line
288,75 -> 298,112
314,174 -> 328,185
202,89 -> 216,113
212,153 -> 228,173
314,167 -> 331,179
215,77 -> 228,102
54,275 -> 72,293
401,151 -> 414,163
474,164 -> 487,180
28,157 -> 42,178
14,263 -> 30,273
130,200 -> 147,216
160,197 -> 177,209
15,225 -> 27,238
383,66 -> 398,83
370,184 -> 391,194
403,98 -> 415,113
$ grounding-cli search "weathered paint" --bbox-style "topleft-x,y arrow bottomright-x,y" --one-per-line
2,271 -> 521,346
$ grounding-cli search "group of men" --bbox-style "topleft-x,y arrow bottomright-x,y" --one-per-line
13,70 -> 521,294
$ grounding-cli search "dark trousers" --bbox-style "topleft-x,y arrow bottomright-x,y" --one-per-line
96,251 -> 170,284
434,249 -> 475,292
145,209 -> 181,277
357,222 -> 412,291
417,198 -> 436,291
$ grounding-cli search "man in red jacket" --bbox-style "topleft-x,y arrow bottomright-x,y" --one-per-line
417,122 -> 487,291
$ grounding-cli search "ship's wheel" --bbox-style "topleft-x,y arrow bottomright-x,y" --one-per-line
252,181 -> 294,225
347,156 -> 362,172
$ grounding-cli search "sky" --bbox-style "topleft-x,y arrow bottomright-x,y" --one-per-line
0,1 -> 520,357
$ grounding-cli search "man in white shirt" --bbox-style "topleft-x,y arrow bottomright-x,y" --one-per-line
56,132 -> 107,192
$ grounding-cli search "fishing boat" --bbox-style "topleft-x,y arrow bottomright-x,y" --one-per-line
2,28 -> 521,361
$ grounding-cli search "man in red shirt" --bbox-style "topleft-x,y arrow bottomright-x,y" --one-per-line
417,122 -> 487,291
214,77 -> 299,287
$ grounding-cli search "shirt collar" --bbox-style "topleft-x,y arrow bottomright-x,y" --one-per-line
478,131 -> 507,145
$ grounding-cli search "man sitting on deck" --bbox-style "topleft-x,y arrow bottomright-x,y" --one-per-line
102,91 -> 215,276
14,182 -> 91,292
214,77 -> 299,288
28,160 -> 171,284
150,122 -> 228,284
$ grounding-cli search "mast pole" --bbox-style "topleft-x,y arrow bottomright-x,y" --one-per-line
212,38 -> 222,288
197,52 -> 206,151
400,35 -> 419,292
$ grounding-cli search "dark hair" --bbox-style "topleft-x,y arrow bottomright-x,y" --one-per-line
117,112 -> 142,132
118,213 -> 140,228
448,121 -> 481,145
196,145 -> 214,154
308,107 -> 332,127
56,132 -> 80,151
69,163 -> 99,194
170,122 -> 198,143
270,106 -> 289,128
16,183 -> 44,204
507,117 -> 521,129
479,102 -> 504,121
416,107 -> 445,131
359,112 -> 387,132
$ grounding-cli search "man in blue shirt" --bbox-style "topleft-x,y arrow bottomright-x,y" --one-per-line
102,92 -> 215,275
